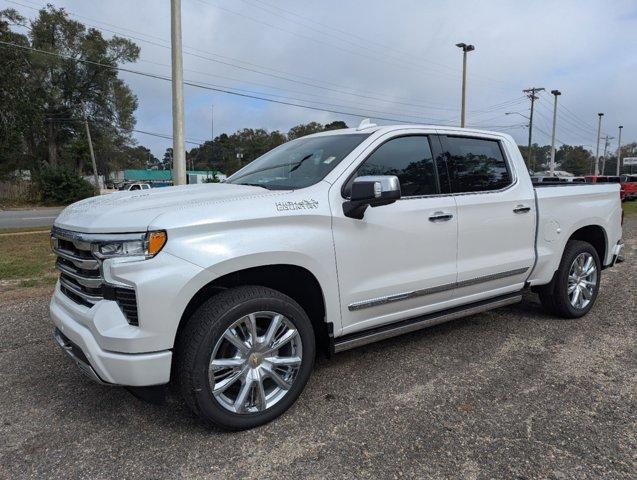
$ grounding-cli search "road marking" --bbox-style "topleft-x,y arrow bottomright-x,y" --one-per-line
17,216 -> 57,220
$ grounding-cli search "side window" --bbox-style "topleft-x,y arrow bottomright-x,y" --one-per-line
130,184 -> 141,191
443,136 -> 511,193
351,135 -> 439,197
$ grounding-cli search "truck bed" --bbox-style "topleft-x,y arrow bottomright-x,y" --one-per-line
528,183 -> 623,286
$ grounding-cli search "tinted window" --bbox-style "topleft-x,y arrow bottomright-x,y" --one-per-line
352,136 -> 438,196
130,184 -> 140,190
444,137 -> 511,193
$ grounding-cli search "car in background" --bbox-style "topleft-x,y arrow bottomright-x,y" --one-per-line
119,183 -> 152,191
620,175 -> 637,201
531,175 -> 586,184
563,176 -> 587,183
585,175 -> 621,183
531,175 -> 565,184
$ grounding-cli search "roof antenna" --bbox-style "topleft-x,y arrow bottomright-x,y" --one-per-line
357,118 -> 377,131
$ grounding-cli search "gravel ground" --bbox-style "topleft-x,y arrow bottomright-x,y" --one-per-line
1,219 -> 635,479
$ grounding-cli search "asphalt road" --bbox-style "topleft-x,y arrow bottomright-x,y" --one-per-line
0,220 -> 635,479
0,207 -> 63,229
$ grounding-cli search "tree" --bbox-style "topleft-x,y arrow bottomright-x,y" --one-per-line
185,129 -> 286,176
0,6 -> 139,178
557,145 -> 593,176
288,122 -> 324,140
518,143 -> 550,171
324,120 -> 348,131
162,148 -> 173,170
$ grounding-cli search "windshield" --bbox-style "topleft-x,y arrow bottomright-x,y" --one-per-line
227,133 -> 370,189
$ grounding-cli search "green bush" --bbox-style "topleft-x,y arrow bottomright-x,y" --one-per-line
37,166 -> 96,205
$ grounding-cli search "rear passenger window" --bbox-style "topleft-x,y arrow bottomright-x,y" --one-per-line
443,137 -> 511,193
352,135 -> 439,196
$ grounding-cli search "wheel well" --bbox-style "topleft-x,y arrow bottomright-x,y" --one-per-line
568,225 -> 607,264
176,264 -> 330,355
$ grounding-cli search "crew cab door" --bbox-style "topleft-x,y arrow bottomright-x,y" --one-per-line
438,134 -> 535,300
330,133 -> 458,336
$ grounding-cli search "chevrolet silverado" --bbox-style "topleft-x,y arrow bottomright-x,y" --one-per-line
50,122 -> 624,430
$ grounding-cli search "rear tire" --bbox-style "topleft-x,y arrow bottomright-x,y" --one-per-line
538,240 -> 601,318
175,285 -> 315,430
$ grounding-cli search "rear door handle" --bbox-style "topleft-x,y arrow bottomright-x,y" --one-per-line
513,205 -> 531,214
429,211 -> 454,222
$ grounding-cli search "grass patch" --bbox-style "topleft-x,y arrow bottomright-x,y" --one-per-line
0,227 -> 51,235
0,230 -> 56,283
623,201 -> 637,216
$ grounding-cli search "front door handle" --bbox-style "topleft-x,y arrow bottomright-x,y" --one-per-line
429,211 -> 454,222
513,205 -> 531,214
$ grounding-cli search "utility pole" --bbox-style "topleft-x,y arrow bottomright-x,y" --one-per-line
594,113 -> 603,175
616,125 -> 623,176
455,43 -> 474,128
601,135 -> 614,175
523,87 -> 544,171
171,0 -> 187,185
211,104 -> 214,165
549,89 -> 561,176
81,105 -> 100,191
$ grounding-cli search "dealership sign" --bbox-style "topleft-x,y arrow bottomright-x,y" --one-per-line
623,157 -> 637,165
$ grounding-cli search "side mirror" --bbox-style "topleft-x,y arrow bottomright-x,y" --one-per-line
343,175 -> 401,219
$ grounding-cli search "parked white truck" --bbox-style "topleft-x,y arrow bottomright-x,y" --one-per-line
50,123 -> 624,430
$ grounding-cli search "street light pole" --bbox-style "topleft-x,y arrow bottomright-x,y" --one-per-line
455,43 -> 474,128
594,113 -> 603,176
549,89 -> 561,176
171,0 -> 187,185
616,125 -> 623,176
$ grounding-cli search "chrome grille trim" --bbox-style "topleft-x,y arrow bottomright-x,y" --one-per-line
55,260 -> 103,288
59,277 -> 103,304
51,227 -> 140,325
52,247 -> 99,270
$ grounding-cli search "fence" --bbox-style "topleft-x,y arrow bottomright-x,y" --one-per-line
0,181 -> 36,203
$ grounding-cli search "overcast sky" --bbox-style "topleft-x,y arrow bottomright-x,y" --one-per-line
7,0 -> 637,158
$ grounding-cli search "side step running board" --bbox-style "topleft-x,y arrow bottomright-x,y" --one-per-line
333,291 -> 524,353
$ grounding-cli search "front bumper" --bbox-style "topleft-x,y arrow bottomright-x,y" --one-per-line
50,284 -> 172,386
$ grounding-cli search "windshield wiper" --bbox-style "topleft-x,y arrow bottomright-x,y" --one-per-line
289,154 -> 313,173
236,182 -> 270,190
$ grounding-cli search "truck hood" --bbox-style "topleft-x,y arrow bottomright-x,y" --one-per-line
54,183 -> 287,233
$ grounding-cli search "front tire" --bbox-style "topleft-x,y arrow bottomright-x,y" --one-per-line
538,240 -> 601,318
176,286 -> 315,430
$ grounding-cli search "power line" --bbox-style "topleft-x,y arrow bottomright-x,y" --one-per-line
534,99 -> 593,144
537,92 -> 597,133
9,0 -> 521,117
238,0 -> 513,88
8,0 -> 468,114
0,40 -> 454,125
44,117 -> 206,145
190,0 -> 511,91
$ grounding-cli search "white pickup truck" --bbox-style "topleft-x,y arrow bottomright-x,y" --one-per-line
50,122 -> 624,430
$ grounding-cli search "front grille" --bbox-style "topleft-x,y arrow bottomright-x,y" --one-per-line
51,227 -> 139,326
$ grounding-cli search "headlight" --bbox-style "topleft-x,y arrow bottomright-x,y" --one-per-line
93,231 -> 167,259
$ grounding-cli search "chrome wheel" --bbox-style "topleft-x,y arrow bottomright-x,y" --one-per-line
567,252 -> 598,309
209,311 -> 302,414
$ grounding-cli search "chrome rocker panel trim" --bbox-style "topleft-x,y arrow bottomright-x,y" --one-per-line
348,267 -> 529,311
335,291 -> 524,353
